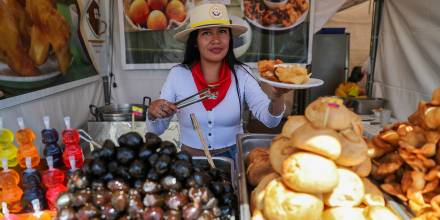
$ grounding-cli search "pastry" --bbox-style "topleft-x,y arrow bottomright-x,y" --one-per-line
363,206 -> 401,220
336,129 -> 368,166
290,123 -> 342,160
247,147 -> 269,165
322,207 -> 366,220
362,178 -> 385,207
247,156 -> 273,187
251,172 -> 279,213
305,97 -> 361,132
269,135 -> 298,174
350,158 -> 372,177
324,168 -> 365,207
280,115 -> 308,138
282,152 -> 339,194
263,178 -> 323,220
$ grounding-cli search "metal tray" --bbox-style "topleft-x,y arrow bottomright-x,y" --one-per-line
193,156 -> 237,220
236,133 -> 413,220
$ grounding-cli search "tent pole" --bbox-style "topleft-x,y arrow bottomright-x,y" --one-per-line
367,0 -> 383,97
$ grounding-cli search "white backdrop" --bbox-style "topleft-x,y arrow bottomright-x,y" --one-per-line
373,0 -> 440,120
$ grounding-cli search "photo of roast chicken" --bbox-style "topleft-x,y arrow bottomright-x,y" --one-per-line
0,0 -> 71,76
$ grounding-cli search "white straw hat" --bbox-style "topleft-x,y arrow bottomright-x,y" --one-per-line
174,3 -> 248,42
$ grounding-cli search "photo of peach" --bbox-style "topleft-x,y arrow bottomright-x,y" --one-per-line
124,0 -> 190,31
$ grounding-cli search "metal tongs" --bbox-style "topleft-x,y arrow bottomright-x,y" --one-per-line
175,87 -> 217,109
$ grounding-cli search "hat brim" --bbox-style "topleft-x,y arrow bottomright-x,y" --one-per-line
174,24 -> 248,43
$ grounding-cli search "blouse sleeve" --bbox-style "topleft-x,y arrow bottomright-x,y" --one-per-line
146,67 -> 180,135
241,66 -> 285,128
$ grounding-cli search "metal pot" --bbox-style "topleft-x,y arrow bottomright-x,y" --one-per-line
89,96 -> 151,121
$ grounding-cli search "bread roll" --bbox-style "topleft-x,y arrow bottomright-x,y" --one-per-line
251,210 -> 267,220
336,129 -> 368,166
350,158 -> 372,177
379,130 -> 400,146
324,168 -> 365,207
281,115 -> 308,138
305,97 -> 360,131
362,178 -> 385,207
364,206 -> 401,220
251,172 -> 279,212
263,178 -> 323,220
247,156 -> 273,186
291,123 -> 342,160
247,147 -> 269,165
282,152 -> 339,193
269,135 -> 298,174
322,207 -> 366,220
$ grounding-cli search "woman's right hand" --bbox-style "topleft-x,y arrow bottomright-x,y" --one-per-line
148,99 -> 177,120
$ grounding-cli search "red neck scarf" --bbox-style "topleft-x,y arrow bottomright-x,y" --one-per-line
191,61 -> 232,111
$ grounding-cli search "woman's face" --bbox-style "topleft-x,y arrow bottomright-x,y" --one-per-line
196,27 -> 230,63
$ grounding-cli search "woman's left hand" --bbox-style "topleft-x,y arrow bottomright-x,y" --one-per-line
269,86 -> 290,99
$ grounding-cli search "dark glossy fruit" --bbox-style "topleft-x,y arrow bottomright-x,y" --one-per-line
68,170 -> 89,191
221,193 -> 236,207
188,187 -> 212,204
176,151 -> 192,163
81,159 -> 93,176
144,132 -> 162,149
101,172 -> 115,183
209,181 -> 224,196
107,180 -> 129,192
172,160 -> 192,180
111,191 -> 128,212
76,203 -> 99,220
129,160 -> 146,179
154,154 -> 171,175
148,153 -> 160,166
118,132 -> 144,148
133,179 -> 144,190
139,146 -> 154,161
116,166 -> 132,181
159,141 -> 177,155
193,172 -> 212,187
107,161 -> 119,174
127,190 -> 144,218
219,206 -> 232,217
57,208 -> 76,220
160,175 -> 182,191
165,191 -> 188,210
91,149 -> 101,159
222,181 -> 233,194
143,207 -> 164,220
143,193 -> 164,207
56,192 -> 74,210
146,168 -> 160,181
182,203 -> 202,220
93,189 -> 111,206
91,159 -> 107,177
185,176 -> 197,188
100,140 -> 116,160
142,180 -> 162,193
164,210 -> 181,220
72,189 -> 92,208
101,204 -> 119,220
116,147 -> 135,165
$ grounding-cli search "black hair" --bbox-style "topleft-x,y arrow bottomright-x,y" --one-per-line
348,66 -> 364,83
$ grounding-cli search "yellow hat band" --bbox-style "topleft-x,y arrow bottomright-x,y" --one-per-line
190,19 -> 230,28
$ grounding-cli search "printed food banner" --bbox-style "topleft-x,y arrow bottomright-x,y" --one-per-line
0,0 -> 110,100
119,0 -> 313,69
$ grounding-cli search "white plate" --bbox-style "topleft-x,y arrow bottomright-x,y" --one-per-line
258,76 -> 324,89
231,15 -> 252,58
241,0 -> 309,31
0,57 -> 61,82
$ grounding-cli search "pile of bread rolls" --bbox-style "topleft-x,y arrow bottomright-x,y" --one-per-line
246,97 -> 401,220
369,88 -> 440,220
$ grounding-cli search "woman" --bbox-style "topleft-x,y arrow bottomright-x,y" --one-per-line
147,3 -> 288,159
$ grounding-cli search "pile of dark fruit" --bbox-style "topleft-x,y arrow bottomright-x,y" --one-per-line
55,132 -> 236,220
